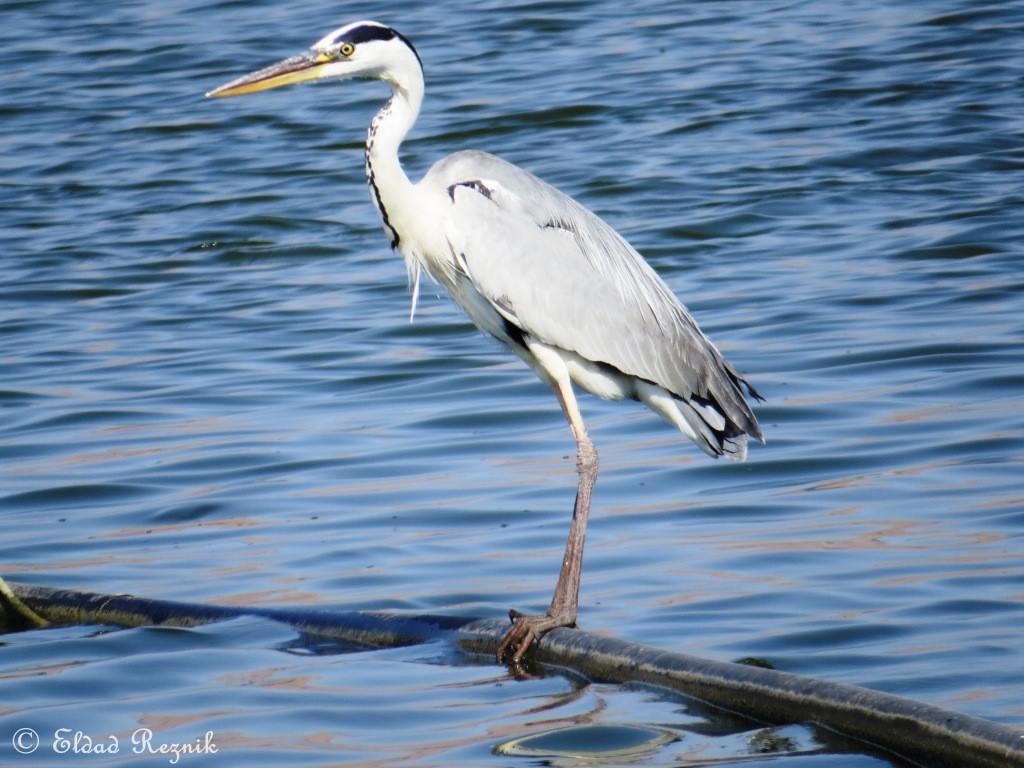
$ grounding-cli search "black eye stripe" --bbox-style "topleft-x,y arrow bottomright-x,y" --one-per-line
331,23 -> 422,69
334,24 -> 394,46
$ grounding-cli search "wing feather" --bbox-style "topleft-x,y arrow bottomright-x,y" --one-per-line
425,150 -> 762,443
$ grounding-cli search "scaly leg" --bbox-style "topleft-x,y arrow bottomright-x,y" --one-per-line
497,374 -> 599,664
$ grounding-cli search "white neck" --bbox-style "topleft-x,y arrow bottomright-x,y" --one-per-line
364,72 -> 423,250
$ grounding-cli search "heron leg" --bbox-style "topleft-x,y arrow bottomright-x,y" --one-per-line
497,376 -> 599,665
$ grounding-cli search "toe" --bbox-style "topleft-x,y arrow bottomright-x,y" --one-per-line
511,628 -> 536,664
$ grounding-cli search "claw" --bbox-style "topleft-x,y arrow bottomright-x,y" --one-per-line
497,612 -> 535,663
496,609 -> 576,665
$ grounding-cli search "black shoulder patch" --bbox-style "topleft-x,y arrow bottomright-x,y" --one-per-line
447,180 -> 495,202
544,217 -> 576,234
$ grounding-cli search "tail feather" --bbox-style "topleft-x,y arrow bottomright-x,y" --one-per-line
677,393 -> 751,462
636,381 -> 759,463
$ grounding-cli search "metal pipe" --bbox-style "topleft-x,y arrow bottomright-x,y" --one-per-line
3,581 -> 1022,768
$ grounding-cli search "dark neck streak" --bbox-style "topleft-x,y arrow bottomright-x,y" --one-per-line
365,99 -> 400,249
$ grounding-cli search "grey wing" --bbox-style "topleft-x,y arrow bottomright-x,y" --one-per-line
427,150 -> 763,451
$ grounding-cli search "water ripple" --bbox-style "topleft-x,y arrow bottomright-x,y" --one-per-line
2,0 -> 1023,762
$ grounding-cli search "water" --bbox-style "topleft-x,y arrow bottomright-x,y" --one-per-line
2,0 -> 1022,764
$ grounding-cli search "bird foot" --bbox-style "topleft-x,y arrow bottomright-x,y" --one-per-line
496,608 -> 575,665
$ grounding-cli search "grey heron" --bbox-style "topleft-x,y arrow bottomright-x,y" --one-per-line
208,20 -> 764,664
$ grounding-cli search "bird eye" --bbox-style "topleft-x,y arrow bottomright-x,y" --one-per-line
339,42 -> 355,57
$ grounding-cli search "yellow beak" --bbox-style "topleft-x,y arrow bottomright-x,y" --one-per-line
206,51 -> 335,98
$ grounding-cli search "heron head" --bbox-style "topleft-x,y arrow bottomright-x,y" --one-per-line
207,20 -> 422,98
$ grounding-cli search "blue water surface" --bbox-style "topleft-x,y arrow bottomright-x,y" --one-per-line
2,0 -> 1023,765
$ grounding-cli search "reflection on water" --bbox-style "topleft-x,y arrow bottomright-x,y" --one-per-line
494,723 -> 679,760
1,0 -> 1022,764
0,619 -> 902,767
